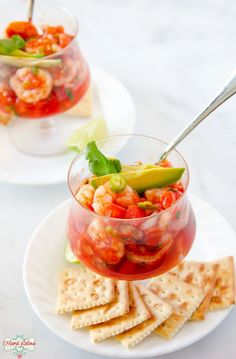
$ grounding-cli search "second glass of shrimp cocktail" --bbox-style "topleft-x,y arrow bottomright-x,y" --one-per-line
0,0 -> 90,156
67,135 -> 196,280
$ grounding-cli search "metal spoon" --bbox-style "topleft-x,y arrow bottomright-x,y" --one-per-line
27,0 -> 35,22
159,68 -> 236,162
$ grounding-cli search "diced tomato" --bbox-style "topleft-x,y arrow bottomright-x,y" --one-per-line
125,205 -> 146,219
0,84 -> 16,106
104,203 -> 126,218
42,25 -> 64,35
25,35 -> 59,55
160,191 -> 175,209
58,33 -> 74,48
159,159 -> 172,168
6,21 -> 38,40
14,90 -> 59,118
171,182 -> 184,193
87,203 -> 94,212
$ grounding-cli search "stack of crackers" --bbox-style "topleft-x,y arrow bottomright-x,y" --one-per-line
56,256 -> 235,349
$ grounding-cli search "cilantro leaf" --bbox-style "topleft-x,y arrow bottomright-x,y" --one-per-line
111,158 -> 121,173
65,88 -> 74,100
0,35 -> 25,55
86,141 -> 121,176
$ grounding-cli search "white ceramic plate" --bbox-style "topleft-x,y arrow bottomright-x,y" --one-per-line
23,194 -> 236,358
0,67 -> 136,186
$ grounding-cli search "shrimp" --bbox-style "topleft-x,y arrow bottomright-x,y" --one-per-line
92,182 -> 114,216
51,58 -> 78,87
87,218 -> 108,243
87,218 -> 124,264
118,223 -> 144,242
92,181 -> 140,216
75,184 -> 95,209
145,188 -> 162,203
116,185 -> 140,207
0,65 -> 13,81
9,67 -> 53,104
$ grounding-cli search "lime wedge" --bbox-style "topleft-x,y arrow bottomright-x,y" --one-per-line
66,117 -> 108,153
65,241 -> 80,263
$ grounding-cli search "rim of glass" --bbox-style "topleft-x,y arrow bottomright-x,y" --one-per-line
0,0 -> 79,61
67,134 -> 190,222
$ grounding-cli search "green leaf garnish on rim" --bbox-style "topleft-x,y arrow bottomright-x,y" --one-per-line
86,141 -> 121,176
0,35 -> 25,55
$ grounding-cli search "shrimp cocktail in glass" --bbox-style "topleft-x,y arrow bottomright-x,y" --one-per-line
0,0 -> 90,155
67,135 -> 196,281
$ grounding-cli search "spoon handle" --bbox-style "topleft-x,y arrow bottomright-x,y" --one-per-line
27,0 -> 35,22
159,68 -> 236,162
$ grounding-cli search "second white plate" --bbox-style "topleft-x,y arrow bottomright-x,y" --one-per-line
23,194 -> 236,358
0,67 -> 136,186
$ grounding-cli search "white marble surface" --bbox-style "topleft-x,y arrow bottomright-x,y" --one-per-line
0,0 -> 236,358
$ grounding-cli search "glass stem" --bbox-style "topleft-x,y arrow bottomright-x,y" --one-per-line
39,118 -> 54,130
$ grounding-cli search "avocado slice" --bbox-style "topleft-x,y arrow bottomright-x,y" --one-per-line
121,164 -> 159,172
90,167 -> 185,193
0,55 -> 61,68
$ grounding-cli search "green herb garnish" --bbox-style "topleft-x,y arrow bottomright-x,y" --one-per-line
0,35 -> 45,58
86,141 -> 121,176
65,88 -> 74,100
0,35 -> 25,55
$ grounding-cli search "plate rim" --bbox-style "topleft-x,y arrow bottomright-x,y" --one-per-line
23,194 -> 234,358
0,66 -> 136,186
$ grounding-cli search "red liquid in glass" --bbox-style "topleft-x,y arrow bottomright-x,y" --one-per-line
0,38 -> 90,119
67,196 -> 196,281
13,66 -> 90,119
